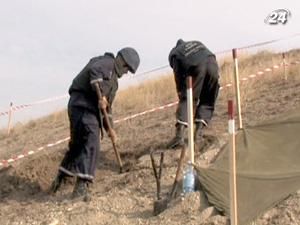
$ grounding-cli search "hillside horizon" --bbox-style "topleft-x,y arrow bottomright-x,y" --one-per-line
1,48 -> 299,130
1,48 -> 300,224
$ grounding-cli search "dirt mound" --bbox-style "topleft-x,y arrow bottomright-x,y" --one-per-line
0,148 -> 65,200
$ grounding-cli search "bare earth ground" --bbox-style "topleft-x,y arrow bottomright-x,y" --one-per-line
1,72 -> 300,225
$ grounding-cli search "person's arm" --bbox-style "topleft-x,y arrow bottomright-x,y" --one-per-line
89,64 -> 115,114
102,104 -> 116,142
174,72 -> 182,99
91,80 -> 117,142
169,53 -> 183,99
89,65 -> 111,97
89,64 -> 118,139
172,61 -> 185,100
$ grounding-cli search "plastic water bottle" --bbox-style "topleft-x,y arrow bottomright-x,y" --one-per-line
182,161 -> 195,195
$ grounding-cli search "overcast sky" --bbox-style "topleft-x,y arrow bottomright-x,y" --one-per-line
0,0 -> 300,112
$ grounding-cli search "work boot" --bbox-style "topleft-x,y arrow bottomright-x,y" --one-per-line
49,171 -> 66,194
167,124 -> 186,149
72,178 -> 91,202
194,121 -> 215,153
194,122 -> 205,143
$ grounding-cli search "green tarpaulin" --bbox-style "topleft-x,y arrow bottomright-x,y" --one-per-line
197,108 -> 300,225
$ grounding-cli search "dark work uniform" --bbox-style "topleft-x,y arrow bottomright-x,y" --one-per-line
169,41 -> 220,126
59,53 -> 118,181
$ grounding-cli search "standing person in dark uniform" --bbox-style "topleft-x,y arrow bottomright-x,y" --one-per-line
49,47 -> 140,200
167,39 -> 220,149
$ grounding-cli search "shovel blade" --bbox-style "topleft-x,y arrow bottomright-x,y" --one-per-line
153,198 -> 168,216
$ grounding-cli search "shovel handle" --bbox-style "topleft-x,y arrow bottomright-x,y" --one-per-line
150,151 -> 164,200
94,82 -> 123,173
102,104 -> 123,173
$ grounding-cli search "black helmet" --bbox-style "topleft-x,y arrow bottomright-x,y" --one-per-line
176,39 -> 185,47
118,47 -> 140,73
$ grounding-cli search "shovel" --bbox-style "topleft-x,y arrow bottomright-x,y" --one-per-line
94,82 -> 123,173
150,150 -> 166,215
151,145 -> 186,216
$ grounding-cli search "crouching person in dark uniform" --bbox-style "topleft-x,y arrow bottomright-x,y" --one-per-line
167,39 -> 220,149
49,47 -> 140,200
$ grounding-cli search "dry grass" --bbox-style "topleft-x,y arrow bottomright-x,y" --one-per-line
113,75 -> 177,116
219,50 -> 300,102
113,49 -> 300,114
0,49 -> 300,159
0,110 -> 69,159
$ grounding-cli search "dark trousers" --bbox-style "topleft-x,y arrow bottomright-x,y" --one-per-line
176,57 -> 220,126
59,106 -> 100,181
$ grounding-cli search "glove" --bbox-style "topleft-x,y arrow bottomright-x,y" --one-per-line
99,96 -> 108,110
108,128 -> 117,143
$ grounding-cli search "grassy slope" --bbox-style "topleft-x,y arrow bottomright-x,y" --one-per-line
0,49 -> 300,225
0,49 -> 300,160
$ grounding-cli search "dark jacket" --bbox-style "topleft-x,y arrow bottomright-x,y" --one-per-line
169,40 -> 215,76
68,52 -> 118,115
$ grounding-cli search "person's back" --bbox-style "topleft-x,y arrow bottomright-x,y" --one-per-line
167,39 -> 219,150
169,39 -> 215,75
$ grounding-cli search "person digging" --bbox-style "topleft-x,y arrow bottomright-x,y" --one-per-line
166,39 -> 220,150
49,47 -> 140,201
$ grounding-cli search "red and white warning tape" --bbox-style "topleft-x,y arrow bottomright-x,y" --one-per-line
219,60 -> 300,90
2,32 -> 300,117
0,94 -> 68,117
0,104 -> 31,116
0,102 -> 179,168
114,102 -> 178,123
0,59 -> 299,169
0,137 -> 70,168
239,60 -> 300,83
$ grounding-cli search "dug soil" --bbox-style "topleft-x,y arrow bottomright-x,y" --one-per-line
1,73 -> 300,225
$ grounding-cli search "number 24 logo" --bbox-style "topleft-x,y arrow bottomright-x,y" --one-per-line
265,9 -> 291,25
